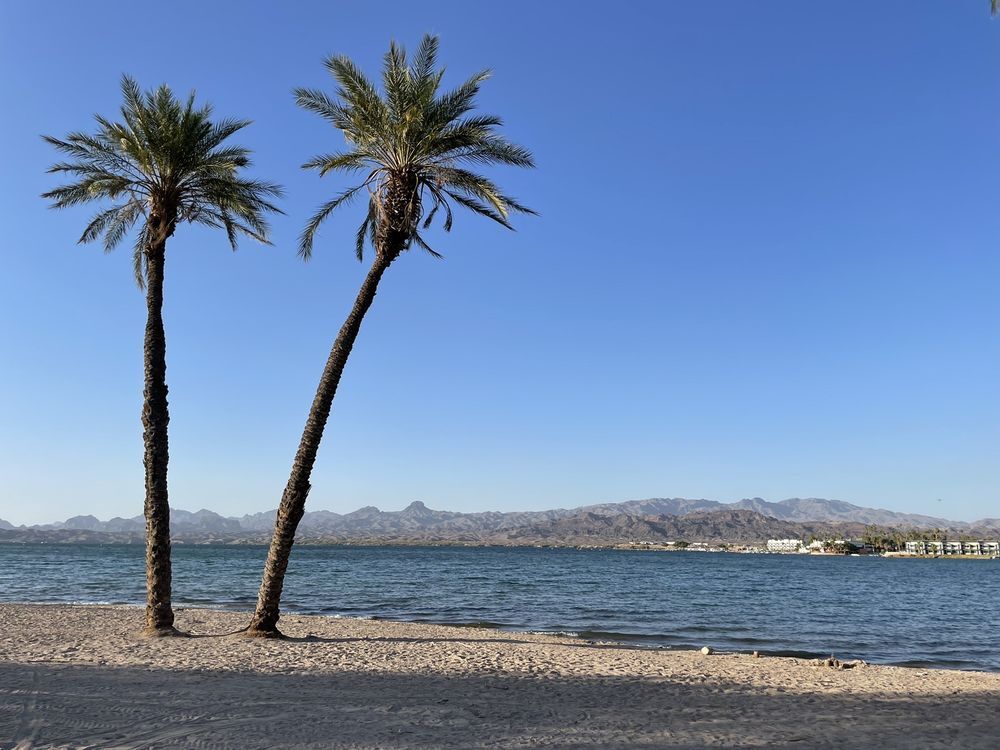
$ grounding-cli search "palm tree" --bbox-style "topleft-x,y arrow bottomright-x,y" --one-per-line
246,35 -> 535,636
43,77 -> 282,636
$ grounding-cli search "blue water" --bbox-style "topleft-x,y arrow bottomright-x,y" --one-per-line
0,544 -> 997,671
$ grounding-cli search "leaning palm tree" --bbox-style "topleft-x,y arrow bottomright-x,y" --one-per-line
43,77 -> 282,636
246,35 -> 535,636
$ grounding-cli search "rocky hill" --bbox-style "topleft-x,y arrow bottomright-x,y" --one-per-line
496,509 -> 864,546
728,497 -> 959,527
578,497 -> 962,529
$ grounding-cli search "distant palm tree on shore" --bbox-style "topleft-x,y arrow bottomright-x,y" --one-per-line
43,77 -> 282,636
246,35 -> 535,637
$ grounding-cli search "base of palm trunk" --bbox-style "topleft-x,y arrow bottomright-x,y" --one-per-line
243,626 -> 286,639
139,625 -> 188,638
244,608 -> 285,639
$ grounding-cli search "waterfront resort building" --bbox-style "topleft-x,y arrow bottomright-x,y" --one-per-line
766,539 -> 805,553
905,540 -> 1000,556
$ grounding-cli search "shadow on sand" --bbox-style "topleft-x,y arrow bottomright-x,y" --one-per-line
1,658 -> 999,749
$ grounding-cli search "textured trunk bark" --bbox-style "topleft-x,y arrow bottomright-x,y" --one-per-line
247,252 -> 396,636
141,234 -> 178,636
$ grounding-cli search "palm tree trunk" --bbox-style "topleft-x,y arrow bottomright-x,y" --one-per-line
141,237 -> 177,636
247,253 -> 396,636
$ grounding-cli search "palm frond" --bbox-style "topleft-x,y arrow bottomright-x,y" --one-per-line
410,230 -> 443,258
203,118 -> 252,152
293,87 -> 349,127
132,224 -> 150,289
325,55 -> 390,142
425,183 -> 454,232
450,137 -> 536,168
382,41 -> 409,122
103,201 -> 144,252
412,35 -> 439,85
302,151 -> 372,176
79,204 -> 129,244
423,70 -> 491,129
299,184 -> 368,260
354,197 -> 379,261
443,189 -> 513,229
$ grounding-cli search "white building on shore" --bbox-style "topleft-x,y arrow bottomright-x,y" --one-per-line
904,540 -> 1000,556
766,539 -> 805,553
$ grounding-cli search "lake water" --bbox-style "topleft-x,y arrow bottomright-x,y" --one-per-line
1,544 -> 997,671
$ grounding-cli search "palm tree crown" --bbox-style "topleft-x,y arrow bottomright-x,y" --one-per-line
42,75 -> 282,284
295,34 -> 535,261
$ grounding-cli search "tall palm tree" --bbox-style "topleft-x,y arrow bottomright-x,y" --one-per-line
43,77 -> 282,636
246,35 -> 535,636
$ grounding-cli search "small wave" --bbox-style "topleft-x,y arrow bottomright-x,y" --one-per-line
16,600 -> 142,608
571,629 -> 668,643
438,620 -> 506,630
889,658 -> 985,671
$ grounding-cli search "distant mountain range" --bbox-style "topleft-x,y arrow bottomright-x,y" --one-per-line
577,497 -> 976,528
1,497 -> 996,546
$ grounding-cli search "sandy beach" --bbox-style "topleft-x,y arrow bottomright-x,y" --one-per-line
1,604 -> 998,749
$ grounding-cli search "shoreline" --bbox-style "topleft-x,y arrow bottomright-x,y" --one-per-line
2,604 -> 999,748
5,538 -> 998,559
4,600 -> 991,673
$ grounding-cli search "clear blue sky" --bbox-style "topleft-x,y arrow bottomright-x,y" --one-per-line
1,1 -> 998,526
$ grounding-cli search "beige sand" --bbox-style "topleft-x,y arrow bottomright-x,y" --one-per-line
0,604 -> 998,749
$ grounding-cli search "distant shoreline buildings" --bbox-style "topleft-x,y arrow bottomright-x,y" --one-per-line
765,537 -> 1000,557
766,539 -> 808,553
766,538 -> 860,554
904,540 -> 1000,556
